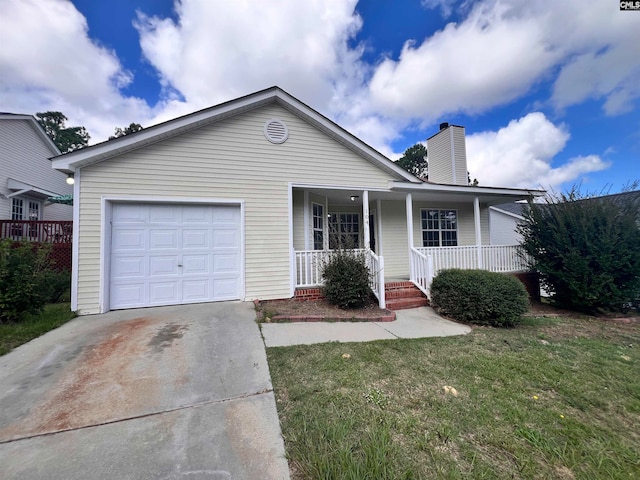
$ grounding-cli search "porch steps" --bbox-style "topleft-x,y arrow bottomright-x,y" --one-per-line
384,281 -> 429,311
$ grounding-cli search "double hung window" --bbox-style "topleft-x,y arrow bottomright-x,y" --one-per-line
421,209 -> 458,246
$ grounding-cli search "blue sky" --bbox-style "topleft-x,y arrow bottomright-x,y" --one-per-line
1,0 -> 638,192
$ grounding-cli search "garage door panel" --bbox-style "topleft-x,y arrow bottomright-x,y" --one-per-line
149,256 -> 179,276
149,205 -> 180,223
212,229 -> 239,248
182,280 -> 209,301
112,230 -> 145,250
110,203 -> 241,310
111,283 -> 145,306
183,255 -> 208,274
183,229 -> 209,249
149,281 -> 179,304
213,254 -> 239,272
149,230 -> 178,249
111,257 -> 145,277
183,206 -> 210,223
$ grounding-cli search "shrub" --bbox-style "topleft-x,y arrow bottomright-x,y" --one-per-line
430,269 -> 529,327
0,240 -> 56,323
518,186 -> 640,314
322,249 -> 372,309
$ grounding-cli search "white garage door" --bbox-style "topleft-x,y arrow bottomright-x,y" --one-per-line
110,203 -> 241,310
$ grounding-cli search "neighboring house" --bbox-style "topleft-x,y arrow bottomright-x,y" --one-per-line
0,113 -> 73,228
489,202 -> 527,245
51,87 -> 544,315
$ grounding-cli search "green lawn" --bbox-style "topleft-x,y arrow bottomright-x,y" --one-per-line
0,303 -> 77,356
267,316 -> 640,479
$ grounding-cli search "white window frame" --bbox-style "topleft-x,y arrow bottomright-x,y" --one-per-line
329,212 -> 360,249
312,203 -> 324,250
421,208 -> 458,247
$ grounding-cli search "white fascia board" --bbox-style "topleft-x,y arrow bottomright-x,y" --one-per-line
389,181 -> 545,197
489,206 -> 526,221
291,182 -> 391,193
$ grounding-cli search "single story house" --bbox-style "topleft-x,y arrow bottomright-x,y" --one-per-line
52,87 -> 543,315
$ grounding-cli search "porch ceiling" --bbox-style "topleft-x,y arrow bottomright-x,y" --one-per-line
296,185 -> 536,206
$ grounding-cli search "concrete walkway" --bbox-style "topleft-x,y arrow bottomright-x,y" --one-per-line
261,306 -> 471,347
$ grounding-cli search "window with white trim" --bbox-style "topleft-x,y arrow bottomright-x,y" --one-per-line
421,209 -> 458,246
11,198 -> 24,220
28,201 -> 40,220
312,203 -> 324,250
329,212 -> 360,249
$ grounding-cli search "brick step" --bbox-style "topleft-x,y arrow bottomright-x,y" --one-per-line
384,281 -> 415,291
385,297 -> 430,311
385,288 -> 426,299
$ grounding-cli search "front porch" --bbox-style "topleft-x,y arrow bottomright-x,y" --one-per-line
294,244 -> 528,309
290,184 -> 534,309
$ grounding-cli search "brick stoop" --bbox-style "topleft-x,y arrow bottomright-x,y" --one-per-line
384,281 -> 430,311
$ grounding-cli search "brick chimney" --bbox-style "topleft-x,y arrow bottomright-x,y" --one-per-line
426,123 -> 468,186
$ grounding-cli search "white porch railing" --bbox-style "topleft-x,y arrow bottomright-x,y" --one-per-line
294,249 -> 386,308
415,244 -> 528,275
409,247 -> 433,296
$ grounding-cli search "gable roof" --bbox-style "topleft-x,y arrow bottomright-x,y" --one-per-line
50,86 -> 420,183
0,113 -> 61,156
490,202 -> 528,219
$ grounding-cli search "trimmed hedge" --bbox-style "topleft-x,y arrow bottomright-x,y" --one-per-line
322,249 -> 372,309
430,269 -> 529,327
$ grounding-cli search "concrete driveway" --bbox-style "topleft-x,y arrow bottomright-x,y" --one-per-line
0,302 -> 289,480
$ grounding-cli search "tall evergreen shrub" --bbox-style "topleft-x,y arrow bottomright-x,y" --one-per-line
518,187 -> 640,313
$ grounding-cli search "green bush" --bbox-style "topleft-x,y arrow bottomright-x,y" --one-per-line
518,186 -> 640,313
0,240 -> 58,323
322,249 -> 372,309
430,269 -> 529,327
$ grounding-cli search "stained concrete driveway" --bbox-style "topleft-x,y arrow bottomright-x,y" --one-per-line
0,302 -> 289,479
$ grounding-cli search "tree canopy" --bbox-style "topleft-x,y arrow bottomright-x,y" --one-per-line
396,143 -> 428,179
518,186 -> 640,313
36,111 -> 90,153
109,122 -> 143,140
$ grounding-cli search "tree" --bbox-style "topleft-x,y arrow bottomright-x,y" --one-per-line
109,122 -> 143,140
36,111 -> 90,153
397,143 -> 428,178
518,186 -> 640,313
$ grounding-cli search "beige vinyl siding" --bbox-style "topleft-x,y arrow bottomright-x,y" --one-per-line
489,210 -> 522,245
0,119 -> 71,220
426,131 -> 451,185
452,127 -> 468,186
380,200 -> 409,278
412,201 -> 490,247
426,126 -> 468,186
292,190 -> 304,250
76,104 -> 397,314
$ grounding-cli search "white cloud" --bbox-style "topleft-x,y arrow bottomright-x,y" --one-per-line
136,0 -> 364,115
466,112 -> 609,189
368,0 -> 640,123
0,0 -> 152,142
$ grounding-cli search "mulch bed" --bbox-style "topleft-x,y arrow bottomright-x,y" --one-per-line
255,298 -> 396,323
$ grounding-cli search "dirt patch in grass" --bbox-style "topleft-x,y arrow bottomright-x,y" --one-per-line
256,297 -> 394,322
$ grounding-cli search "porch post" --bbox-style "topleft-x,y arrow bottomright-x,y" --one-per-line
474,196 -> 483,268
406,193 -> 414,278
303,191 -> 310,250
363,190 -> 370,250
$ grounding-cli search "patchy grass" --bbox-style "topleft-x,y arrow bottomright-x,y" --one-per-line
267,316 -> 640,479
0,303 -> 76,356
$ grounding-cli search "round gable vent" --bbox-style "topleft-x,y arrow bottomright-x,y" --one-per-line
264,119 -> 288,144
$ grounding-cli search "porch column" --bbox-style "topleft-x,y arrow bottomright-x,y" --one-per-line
303,191 -> 310,250
406,193 -> 414,278
474,196 -> 483,268
362,190 -> 370,250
